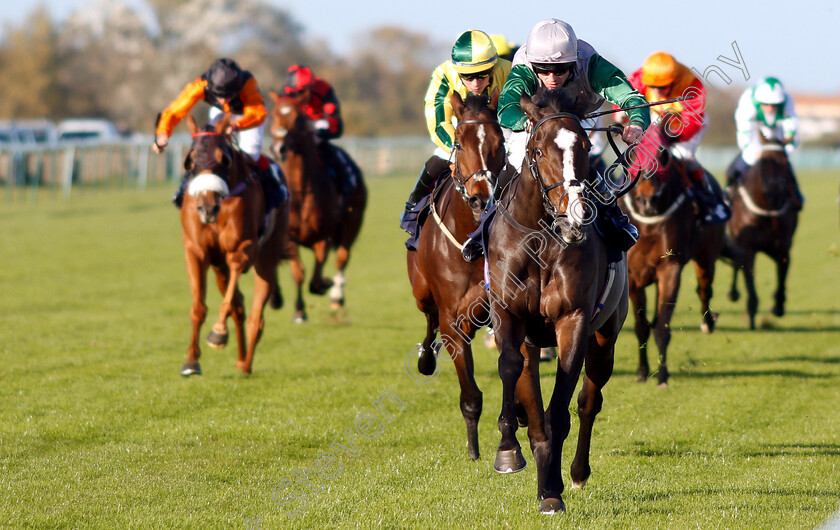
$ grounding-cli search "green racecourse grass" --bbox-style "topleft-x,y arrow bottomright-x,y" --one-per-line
1,171 -> 839,529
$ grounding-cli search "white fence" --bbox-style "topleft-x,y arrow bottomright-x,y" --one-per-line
2,137 -> 838,201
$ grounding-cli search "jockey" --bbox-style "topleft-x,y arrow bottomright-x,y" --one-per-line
727,76 -> 803,209
622,51 -> 730,223
462,18 -> 647,261
282,64 -> 359,198
400,29 -> 512,228
154,58 -> 285,208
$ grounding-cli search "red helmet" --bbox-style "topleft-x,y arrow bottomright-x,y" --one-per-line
284,64 -> 315,95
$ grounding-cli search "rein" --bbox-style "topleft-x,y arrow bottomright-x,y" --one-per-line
622,193 -> 687,224
526,112 -> 585,222
735,184 -> 791,217
451,118 -> 502,200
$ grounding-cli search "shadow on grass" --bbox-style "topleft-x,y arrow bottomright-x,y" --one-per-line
743,443 -> 840,457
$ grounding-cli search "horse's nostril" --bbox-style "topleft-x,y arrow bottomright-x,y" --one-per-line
468,196 -> 482,209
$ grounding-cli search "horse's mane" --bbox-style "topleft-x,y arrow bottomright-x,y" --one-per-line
532,87 -> 587,118
463,93 -> 494,115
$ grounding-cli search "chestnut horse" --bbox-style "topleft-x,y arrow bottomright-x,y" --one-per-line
726,136 -> 799,329
268,93 -> 367,322
407,90 -> 504,460
621,124 -> 724,385
487,89 -> 628,514
179,115 -> 289,375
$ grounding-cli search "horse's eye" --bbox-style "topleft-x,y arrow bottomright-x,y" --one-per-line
454,142 -> 462,151
535,148 -> 543,158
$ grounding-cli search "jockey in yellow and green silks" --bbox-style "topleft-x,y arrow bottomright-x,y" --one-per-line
400,29 -> 511,227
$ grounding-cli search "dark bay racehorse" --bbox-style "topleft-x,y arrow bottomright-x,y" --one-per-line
407,90 -> 504,460
179,115 -> 289,375
268,93 -> 367,322
726,136 -> 799,329
487,89 -> 628,514
621,124 -> 724,385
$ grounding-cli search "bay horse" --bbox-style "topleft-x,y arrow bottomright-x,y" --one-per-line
179,114 -> 289,375
487,89 -> 628,514
621,122 -> 725,385
407,90 -> 504,460
726,135 -> 799,330
267,92 -> 367,322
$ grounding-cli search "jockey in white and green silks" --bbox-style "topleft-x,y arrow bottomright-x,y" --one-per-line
727,77 -> 803,207
400,29 -> 512,227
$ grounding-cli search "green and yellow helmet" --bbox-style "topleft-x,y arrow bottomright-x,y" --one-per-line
450,30 -> 498,74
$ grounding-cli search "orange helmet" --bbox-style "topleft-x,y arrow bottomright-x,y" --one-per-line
641,52 -> 678,87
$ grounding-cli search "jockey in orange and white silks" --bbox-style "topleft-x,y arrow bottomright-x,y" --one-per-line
400,29 -> 512,223
155,58 -> 267,162
727,77 -> 802,207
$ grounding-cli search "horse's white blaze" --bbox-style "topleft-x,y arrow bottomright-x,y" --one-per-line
188,173 -> 229,197
280,106 -> 293,115
477,125 -> 488,171
554,129 -> 584,225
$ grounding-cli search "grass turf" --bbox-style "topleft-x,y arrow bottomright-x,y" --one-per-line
1,171 -> 839,528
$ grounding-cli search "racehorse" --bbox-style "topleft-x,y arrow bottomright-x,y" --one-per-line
487,89 -> 628,514
726,135 -> 799,330
267,92 -> 367,322
621,122 -> 725,385
407,90 -> 504,460
179,114 -> 289,376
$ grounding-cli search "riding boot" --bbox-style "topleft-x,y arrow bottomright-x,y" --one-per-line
598,202 -> 639,252
172,171 -> 190,208
690,166 -> 730,224
401,166 -> 438,225
462,206 -> 494,262
493,163 -> 517,201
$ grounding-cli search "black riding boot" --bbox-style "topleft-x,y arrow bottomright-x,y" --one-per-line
401,157 -> 449,222
172,171 -> 190,208
493,163 -> 517,201
587,167 -> 639,252
690,167 -> 731,224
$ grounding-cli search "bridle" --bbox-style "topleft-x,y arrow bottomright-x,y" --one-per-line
450,118 -> 503,202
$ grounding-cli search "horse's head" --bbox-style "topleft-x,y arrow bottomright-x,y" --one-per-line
268,91 -> 309,162
183,114 -> 241,225
451,89 -> 505,220
625,119 -> 685,216
520,88 -> 591,242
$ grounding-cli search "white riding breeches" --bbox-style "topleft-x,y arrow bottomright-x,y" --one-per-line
208,107 -> 265,162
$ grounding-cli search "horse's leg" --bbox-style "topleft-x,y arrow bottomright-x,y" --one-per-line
239,257 -> 275,374
516,343 -> 549,498
181,249 -> 208,376
288,247 -> 307,323
439,315 -> 483,460
629,277 -> 651,382
541,314 -> 588,514
653,263 -> 682,386
308,239 -> 334,295
772,251 -> 790,317
417,312 -> 439,376
728,263 -> 741,302
329,245 -> 348,309
693,257 -> 718,334
493,311 -> 528,475
742,251 -> 758,330
269,265 -> 283,310
207,265 -> 246,356
570,328 -> 616,489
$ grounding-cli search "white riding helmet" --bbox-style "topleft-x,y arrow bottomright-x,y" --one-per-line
754,77 -> 786,105
525,19 -> 578,64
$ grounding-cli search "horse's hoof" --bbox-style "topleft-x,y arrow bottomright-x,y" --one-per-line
772,305 -> 785,317
330,299 -> 344,310
657,381 -> 669,388
539,348 -> 557,362
494,448 -> 526,474
571,479 -> 587,489
206,330 -> 228,349
539,497 -> 566,515
482,331 -> 496,349
309,279 -> 334,296
236,361 -> 252,375
417,355 -> 436,376
636,371 -> 648,383
728,290 -> 740,302
293,311 -> 307,324
180,362 -> 202,377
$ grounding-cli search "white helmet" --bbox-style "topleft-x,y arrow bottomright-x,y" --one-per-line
525,19 -> 578,64
754,77 -> 785,105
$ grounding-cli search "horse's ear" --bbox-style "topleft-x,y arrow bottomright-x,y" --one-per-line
268,90 -> 281,102
187,114 -> 199,135
451,91 -> 465,120
216,114 -> 231,134
489,87 -> 500,111
520,91 -> 541,123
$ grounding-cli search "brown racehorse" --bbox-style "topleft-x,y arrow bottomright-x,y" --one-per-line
179,115 -> 289,376
621,124 -> 725,385
726,136 -> 799,330
267,92 -> 367,322
487,89 -> 628,514
407,90 -> 504,460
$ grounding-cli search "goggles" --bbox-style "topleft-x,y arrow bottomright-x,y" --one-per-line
531,62 -> 575,75
460,69 -> 493,82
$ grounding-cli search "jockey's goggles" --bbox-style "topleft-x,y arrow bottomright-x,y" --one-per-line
648,83 -> 672,91
532,62 -> 575,75
459,69 -> 493,82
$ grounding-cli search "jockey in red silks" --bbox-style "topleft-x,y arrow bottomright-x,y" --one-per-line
282,64 -> 359,198
619,52 -> 730,224
154,58 -> 285,208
